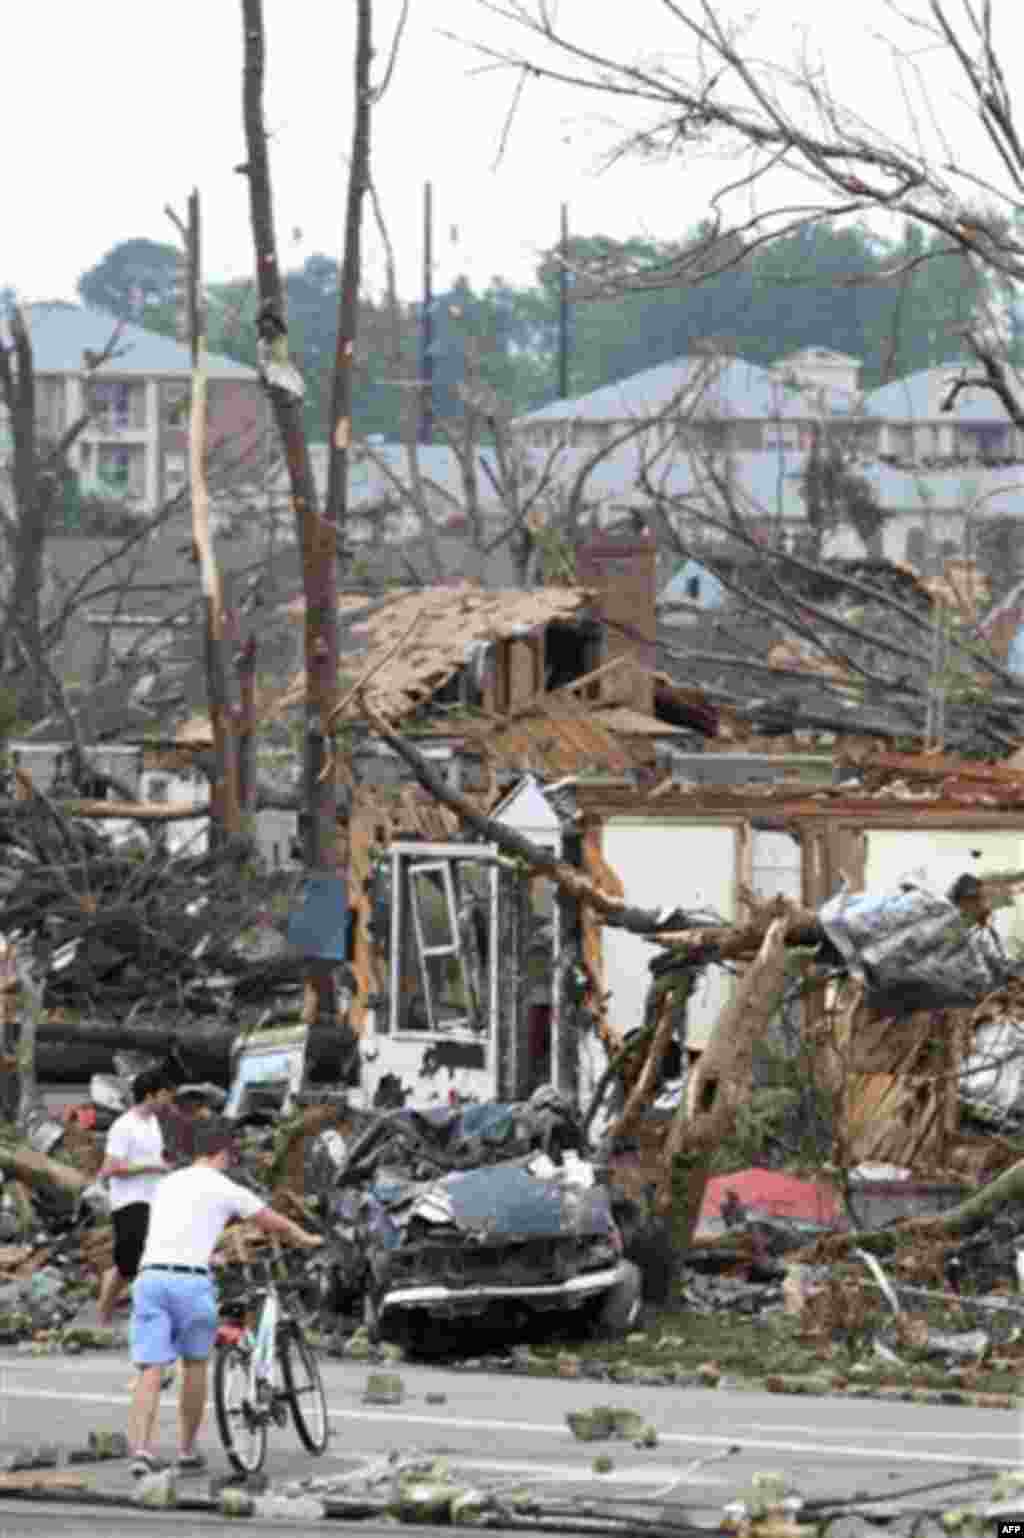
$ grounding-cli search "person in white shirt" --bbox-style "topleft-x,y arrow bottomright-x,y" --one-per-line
127,1114 -> 323,1478
97,1067 -> 176,1328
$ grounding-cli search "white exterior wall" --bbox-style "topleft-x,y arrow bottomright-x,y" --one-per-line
601,820 -> 739,1052
864,828 -> 1024,952
750,830 -> 802,904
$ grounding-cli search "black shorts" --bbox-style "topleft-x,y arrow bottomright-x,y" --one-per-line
111,1202 -> 150,1280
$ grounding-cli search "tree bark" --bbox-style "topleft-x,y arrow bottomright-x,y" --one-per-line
185,189 -> 241,842
28,1017 -> 350,1085
3,306 -> 45,718
608,988 -> 676,1143
658,916 -> 793,1251
240,0 -> 341,1036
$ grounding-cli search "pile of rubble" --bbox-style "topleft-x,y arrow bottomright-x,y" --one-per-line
0,790 -> 309,1083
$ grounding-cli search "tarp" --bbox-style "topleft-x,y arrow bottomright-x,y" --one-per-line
819,882 -> 1009,1012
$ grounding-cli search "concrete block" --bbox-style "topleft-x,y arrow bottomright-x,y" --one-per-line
134,1470 -> 178,1509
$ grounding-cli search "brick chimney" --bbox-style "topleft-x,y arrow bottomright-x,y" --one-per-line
576,530 -> 658,714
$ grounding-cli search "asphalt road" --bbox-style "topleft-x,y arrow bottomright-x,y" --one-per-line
0,1347 -> 1015,1514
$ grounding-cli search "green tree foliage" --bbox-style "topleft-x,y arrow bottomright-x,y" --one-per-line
532,220 -> 1004,402
77,239 -> 182,323
78,217 -> 1011,442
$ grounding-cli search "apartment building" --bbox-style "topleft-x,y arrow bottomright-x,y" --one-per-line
5,302 -> 266,523
509,347 -> 1024,569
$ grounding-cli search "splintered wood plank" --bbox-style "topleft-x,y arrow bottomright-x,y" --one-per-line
0,1471 -> 91,1492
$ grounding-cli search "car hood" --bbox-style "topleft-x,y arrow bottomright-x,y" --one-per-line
401,1157 -> 614,1240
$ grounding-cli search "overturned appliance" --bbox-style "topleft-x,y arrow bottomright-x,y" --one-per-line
321,1095 -> 641,1353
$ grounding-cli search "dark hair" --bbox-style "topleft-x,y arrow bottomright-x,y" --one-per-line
191,1115 -> 236,1161
133,1067 -> 175,1105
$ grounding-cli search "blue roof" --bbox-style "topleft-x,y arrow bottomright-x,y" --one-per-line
15,302 -> 256,380
864,362 -> 1024,422
516,355 -> 850,425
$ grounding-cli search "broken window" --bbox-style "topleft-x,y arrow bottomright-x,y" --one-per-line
389,846 -> 497,1039
544,621 -> 599,692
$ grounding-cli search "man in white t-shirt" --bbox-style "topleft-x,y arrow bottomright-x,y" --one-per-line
127,1115 -> 323,1479
97,1067 -> 176,1328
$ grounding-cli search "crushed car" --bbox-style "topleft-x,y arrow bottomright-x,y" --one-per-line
314,1091 -> 642,1355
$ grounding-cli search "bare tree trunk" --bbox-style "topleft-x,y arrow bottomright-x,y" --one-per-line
3,307 -> 45,718
326,0 -> 372,559
185,190 -> 241,841
240,0 -> 341,1031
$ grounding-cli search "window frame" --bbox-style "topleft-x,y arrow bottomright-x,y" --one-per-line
389,842 -> 499,1045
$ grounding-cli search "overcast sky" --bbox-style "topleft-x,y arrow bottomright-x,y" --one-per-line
5,1 -> 1021,307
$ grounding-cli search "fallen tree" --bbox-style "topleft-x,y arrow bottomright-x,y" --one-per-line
659,916 -> 793,1252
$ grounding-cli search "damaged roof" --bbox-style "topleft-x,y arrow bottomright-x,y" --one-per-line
277,583 -> 595,723
573,745 -> 1024,817
420,699 -> 645,780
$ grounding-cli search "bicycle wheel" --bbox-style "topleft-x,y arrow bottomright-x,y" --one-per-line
279,1324 -> 328,1454
214,1343 -> 268,1475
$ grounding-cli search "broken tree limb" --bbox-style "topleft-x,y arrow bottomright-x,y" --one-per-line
647,900 -> 824,961
608,989 -> 676,1144
362,703 -> 673,934
0,797 -> 218,822
29,1017 -> 348,1085
659,915 -> 793,1251
0,1143 -> 88,1200
811,1155 -> 1024,1262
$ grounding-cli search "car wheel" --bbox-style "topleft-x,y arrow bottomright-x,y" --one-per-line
590,1261 -> 643,1339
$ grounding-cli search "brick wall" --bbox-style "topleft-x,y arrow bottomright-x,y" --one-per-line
576,531 -> 658,713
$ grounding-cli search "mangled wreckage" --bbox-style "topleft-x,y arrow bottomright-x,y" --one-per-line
318,1092 -> 641,1354
11,550 -> 1024,1351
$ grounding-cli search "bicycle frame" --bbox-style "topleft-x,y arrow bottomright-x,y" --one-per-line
214,1251 -> 330,1474
251,1282 -> 279,1392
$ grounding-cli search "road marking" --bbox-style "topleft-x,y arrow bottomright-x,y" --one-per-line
0,1386 -> 1017,1471
324,1408 -> 1019,1468
330,1456 -> 731,1487
737,1419 -> 1022,1443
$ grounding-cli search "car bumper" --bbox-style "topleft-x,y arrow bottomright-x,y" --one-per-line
379,1259 -> 632,1314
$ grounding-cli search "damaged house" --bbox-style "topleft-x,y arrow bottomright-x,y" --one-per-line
265,533 -> 1024,1181
17,524 -> 1024,1185
274,533 -> 717,1112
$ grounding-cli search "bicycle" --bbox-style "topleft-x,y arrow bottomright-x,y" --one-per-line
212,1241 -> 330,1475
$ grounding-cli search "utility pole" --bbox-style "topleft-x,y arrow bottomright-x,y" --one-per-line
558,202 -> 570,399
420,181 -> 434,445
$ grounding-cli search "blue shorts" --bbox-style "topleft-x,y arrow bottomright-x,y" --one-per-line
130,1270 -> 218,1366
